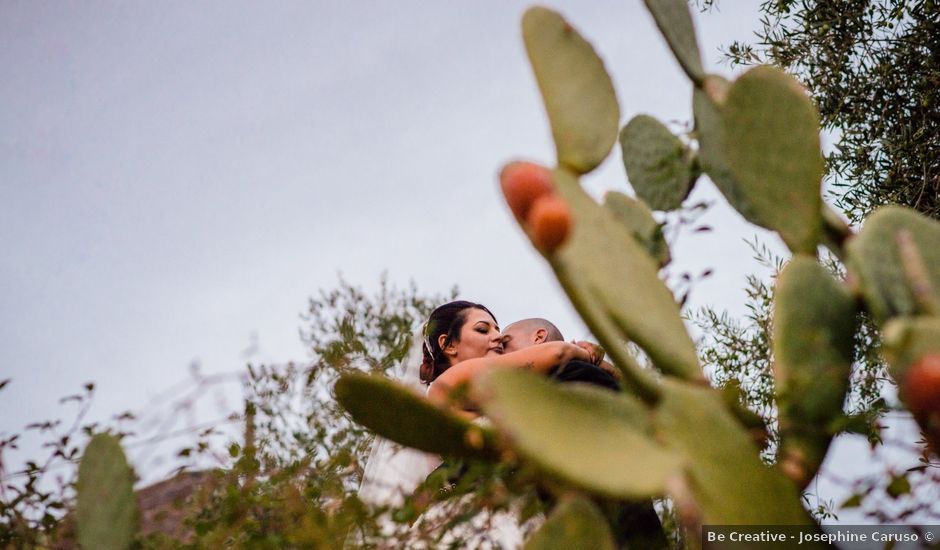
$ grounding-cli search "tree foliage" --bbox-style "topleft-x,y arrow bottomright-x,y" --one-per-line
3,276 -> 535,548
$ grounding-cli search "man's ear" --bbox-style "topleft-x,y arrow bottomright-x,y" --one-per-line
533,328 -> 548,344
439,334 -> 457,357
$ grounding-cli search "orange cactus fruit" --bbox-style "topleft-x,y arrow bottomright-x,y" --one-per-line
902,354 -> 940,416
499,162 -> 555,221
528,195 -> 572,253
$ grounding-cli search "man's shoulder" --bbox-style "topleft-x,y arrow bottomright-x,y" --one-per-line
549,360 -> 620,391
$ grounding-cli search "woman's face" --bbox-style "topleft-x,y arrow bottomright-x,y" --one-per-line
441,308 -> 503,365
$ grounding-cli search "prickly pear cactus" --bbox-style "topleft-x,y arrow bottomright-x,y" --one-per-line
549,167 -> 702,382
773,257 -> 857,488
334,372 -> 497,459
619,115 -> 697,212
603,191 -> 670,266
522,7 -> 619,174
642,0 -> 705,84
653,379 -> 815,526
709,66 -> 825,253
76,434 -> 137,550
881,317 -> 940,454
846,206 -> 940,322
335,3 -> 940,547
523,495 -> 616,550
882,317 -> 940,376
476,369 -> 681,500
693,78 -> 741,212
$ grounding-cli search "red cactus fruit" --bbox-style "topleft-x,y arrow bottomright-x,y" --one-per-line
499,162 -> 554,221
528,195 -> 572,253
902,354 -> 940,416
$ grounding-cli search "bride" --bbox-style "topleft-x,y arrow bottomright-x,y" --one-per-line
357,300 -> 592,547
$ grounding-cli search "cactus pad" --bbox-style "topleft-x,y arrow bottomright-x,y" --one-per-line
76,434 -> 137,550
642,0 -> 705,84
774,257 -> 856,421
846,206 -> 940,323
335,372 -> 496,458
523,495 -> 616,550
522,7 -> 619,174
882,316 -> 940,379
883,317 -> 940,456
773,257 -> 856,487
619,115 -> 696,211
477,369 -> 682,499
721,65 -> 824,253
693,77 -> 750,216
654,380 -> 815,525
551,168 -> 701,380
603,191 -> 670,267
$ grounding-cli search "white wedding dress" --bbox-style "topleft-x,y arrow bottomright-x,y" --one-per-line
357,333 -> 441,507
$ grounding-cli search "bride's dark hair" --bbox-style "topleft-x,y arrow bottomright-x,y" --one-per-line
420,300 -> 497,385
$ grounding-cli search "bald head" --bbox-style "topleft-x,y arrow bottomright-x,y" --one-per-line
501,318 -> 564,353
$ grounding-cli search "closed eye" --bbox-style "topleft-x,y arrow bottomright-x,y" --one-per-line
475,321 -> 498,333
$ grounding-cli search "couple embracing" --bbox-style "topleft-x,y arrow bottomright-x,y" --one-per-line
421,300 -> 620,413
359,300 -> 663,548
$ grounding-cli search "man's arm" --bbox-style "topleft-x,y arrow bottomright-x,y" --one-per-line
572,340 -> 621,380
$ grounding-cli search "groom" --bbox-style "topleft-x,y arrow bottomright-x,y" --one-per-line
500,318 -> 620,391
500,318 -> 667,548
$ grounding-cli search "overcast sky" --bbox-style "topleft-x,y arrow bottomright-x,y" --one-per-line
1,0 -> 918,517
